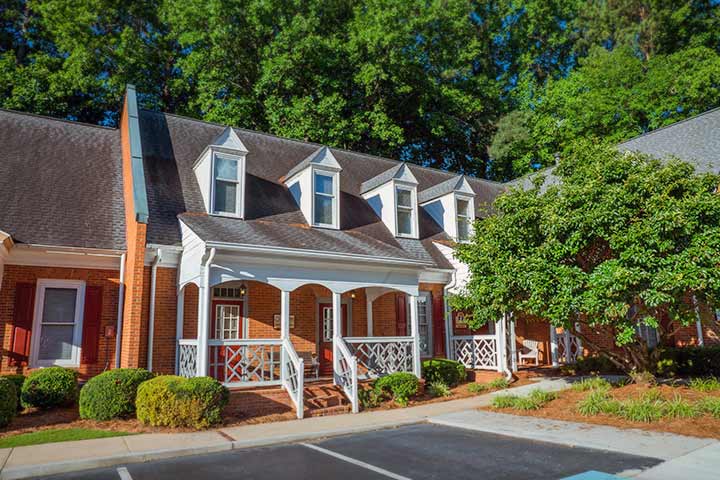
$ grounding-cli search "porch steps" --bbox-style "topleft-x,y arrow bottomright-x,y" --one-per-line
303,383 -> 351,417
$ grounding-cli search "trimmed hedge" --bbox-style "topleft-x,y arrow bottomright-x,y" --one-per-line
136,376 -> 229,429
0,378 -> 18,427
21,367 -> 78,409
79,369 -> 154,421
2,375 -> 25,411
374,372 -> 419,406
422,359 -> 466,387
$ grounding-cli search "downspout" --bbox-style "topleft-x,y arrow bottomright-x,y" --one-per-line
693,295 -> 705,347
114,253 -> 126,369
147,249 -> 163,372
198,248 -> 216,376
443,269 -> 458,360
501,312 -> 513,382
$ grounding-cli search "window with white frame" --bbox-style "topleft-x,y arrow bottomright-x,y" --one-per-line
214,304 -> 241,340
212,154 -> 241,215
456,197 -> 471,242
31,280 -> 85,367
636,322 -> 659,349
313,172 -> 336,226
396,187 -> 414,236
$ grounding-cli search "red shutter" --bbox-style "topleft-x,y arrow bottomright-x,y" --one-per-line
9,283 -> 36,366
395,294 -> 407,336
432,293 -> 446,357
81,286 -> 103,364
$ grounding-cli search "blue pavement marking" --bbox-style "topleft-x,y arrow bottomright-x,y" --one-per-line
561,472 -> 623,480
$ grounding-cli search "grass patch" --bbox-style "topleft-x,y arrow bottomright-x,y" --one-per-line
467,383 -> 489,394
0,428 -> 131,448
572,377 -> 612,392
488,378 -> 510,389
662,395 -> 699,419
491,395 -> 519,409
697,397 -> 720,418
689,377 -> 720,393
492,389 -> 557,411
427,381 -> 452,398
577,390 -> 616,416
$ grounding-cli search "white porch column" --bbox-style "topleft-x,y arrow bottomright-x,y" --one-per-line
280,289 -> 291,383
366,297 -> 374,337
509,314 -> 518,373
693,295 -> 705,346
332,291 -> 342,383
196,285 -> 208,376
495,318 -> 503,372
174,286 -> 185,374
550,325 -> 559,367
409,295 -> 421,378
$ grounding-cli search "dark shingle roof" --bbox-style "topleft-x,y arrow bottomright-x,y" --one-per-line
0,110 -> 125,249
618,108 -> 720,174
418,175 -> 467,204
139,110 -> 502,268
359,163 -> 408,194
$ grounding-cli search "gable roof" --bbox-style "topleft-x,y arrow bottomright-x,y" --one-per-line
618,108 -> 720,174
138,110 -> 504,268
0,109 -> 125,250
359,163 -> 418,194
418,175 -> 474,204
285,146 -> 341,181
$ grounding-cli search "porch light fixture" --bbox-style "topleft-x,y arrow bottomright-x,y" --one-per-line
239,284 -> 247,296
350,291 -> 356,299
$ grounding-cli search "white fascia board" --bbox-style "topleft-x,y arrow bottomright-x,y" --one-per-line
419,268 -> 452,284
433,241 -> 470,295
178,221 -> 207,288
145,244 -> 183,267
6,244 -> 124,270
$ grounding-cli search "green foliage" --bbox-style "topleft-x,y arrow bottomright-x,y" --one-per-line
454,146 -> 720,372
689,377 -> 720,393
491,394 -> 519,409
427,381 -> 452,398
421,359 -> 466,387
655,347 -> 720,377
492,389 -> 556,410
561,356 -> 622,376
571,377 -> 612,392
488,378 -> 510,389
136,376 -> 229,429
0,378 -> 17,427
662,396 -> 698,419
79,369 -> 154,421
467,383 -> 489,394
577,390 -> 614,416
2,375 -> 25,411
0,428 -> 131,448
21,367 -> 78,409
358,387 -> 383,410
697,397 -> 720,418
373,373 -> 419,407
619,396 -> 664,423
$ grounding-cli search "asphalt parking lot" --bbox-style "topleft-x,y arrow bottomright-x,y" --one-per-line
37,423 -> 660,480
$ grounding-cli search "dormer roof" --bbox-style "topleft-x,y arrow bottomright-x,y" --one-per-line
360,163 -> 418,194
211,127 -> 248,152
285,146 -> 341,180
418,175 -> 475,204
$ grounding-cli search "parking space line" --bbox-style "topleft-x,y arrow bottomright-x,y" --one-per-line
301,443 -> 412,480
117,466 -> 133,480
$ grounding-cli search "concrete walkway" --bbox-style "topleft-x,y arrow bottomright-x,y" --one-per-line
0,377 -> 570,480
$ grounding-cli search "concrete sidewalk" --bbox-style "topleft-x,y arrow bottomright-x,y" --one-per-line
0,377 -> 571,480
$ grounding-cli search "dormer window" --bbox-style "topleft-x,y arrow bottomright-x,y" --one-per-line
396,186 -> 415,236
313,172 -> 336,226
456,198 -> 471,241
213,154 -> 242,215
418,175 -> 476,242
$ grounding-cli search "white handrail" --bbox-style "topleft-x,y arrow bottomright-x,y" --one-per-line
334,338 -> 358,413
208,338 -> 283,346
282,338 -> 304,419
451,334 -> 497,340
344,336 -> 414,343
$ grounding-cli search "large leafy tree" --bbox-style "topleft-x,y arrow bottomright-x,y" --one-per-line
453,144 -> 720,372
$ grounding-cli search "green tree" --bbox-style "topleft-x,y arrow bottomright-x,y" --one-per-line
453,144 -> 720,372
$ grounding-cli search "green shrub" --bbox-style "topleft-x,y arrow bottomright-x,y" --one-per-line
467,383 -> 489,394
427,381 -> 452,398
358,387 -> 383,410
689,377 -> 720,392
697,397 -> 720,418
2,375 -> 25,410
529,389 -> 557,404
662,395 -> 698,419
79,369 -> 154,421
374,373 -> 419,407
571,377 -> 612,392
488,378 -> 510,389
421,359 -> 466,387
491,394 -> 518,409
577,390 -> 613,416
654,346 -> 720,377
561,355 -> 622,376
136,376 -> 229,429
0,378 -> 18,427
21,367 -> 78,409
619,397 -> 664,423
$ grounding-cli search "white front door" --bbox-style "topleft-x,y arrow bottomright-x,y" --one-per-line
418,292 -> 432,357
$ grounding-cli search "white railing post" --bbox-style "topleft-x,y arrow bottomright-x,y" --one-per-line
509,315 -> 518,373
297,356 -> 304,419
351,356 -> 359,413
409,295 -> 421,378
494,319 -> 503,372
550,325 -> 559,367
280,290 -> 290,384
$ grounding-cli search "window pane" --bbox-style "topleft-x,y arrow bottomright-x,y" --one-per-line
38,325 -> 74,360
214,156 -> 237,181
314,194 -> 333,225
42,288 -> 76,324
397,210 -> 412,235
214,180 -> 237,213
457,219 -> 469,241
315,174 -> 333,195
457,199 -> 469,217
397,188 -> 412,207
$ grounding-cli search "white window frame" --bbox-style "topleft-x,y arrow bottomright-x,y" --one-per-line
395,185 -> 417,237
636,323 -> 659,349
210,151 -> 244,217
455,195 -> 473,242
30,279 -> 86,368
214,304 -> 241,340
311,169 -> 339,229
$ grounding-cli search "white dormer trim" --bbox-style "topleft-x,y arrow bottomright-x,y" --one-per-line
193,127 -> 248,218
284,147 -> 342,230
361,164 -> 420,239
420,175 -> 476,243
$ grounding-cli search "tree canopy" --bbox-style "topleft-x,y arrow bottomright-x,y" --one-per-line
1,0 -> 719,178
452,144 -> 720,371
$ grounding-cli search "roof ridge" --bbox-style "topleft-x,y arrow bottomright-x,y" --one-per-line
0,108 -> 118,131
144,109 -> 502,187
618,106 -> 720,147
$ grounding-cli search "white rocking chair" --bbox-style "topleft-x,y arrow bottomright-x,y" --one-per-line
518,339 -> 540,366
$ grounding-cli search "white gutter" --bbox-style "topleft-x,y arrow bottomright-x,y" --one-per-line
693,295 -> 705,347
114,253 -> 126,368
501,313 -> 513,381
197,248 -> 216,376
443,267 -> 458,360
147,249 -> 163,372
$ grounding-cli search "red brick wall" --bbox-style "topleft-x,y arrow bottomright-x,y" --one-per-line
514,315 -> 552,365
0,265 -> 121,378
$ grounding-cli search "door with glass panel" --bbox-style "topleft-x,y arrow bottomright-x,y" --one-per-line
318,303 -> 348,376
209,287 -> 244,381
417,292 -> 433,358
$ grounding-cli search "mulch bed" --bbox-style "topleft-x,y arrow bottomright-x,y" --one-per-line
484,383 -> 720,439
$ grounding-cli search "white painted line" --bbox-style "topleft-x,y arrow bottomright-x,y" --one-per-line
117,466 -> 133,480
301,443 -> 412,480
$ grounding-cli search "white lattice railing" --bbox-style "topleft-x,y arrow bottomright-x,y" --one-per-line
178,339 -> 198,377
452,335 -> 498,370
345,337 -> 414,377
558,331 -> 582,364
208,339 -> 283,386
334,338 -> 358,413
281,338 -> 304,419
